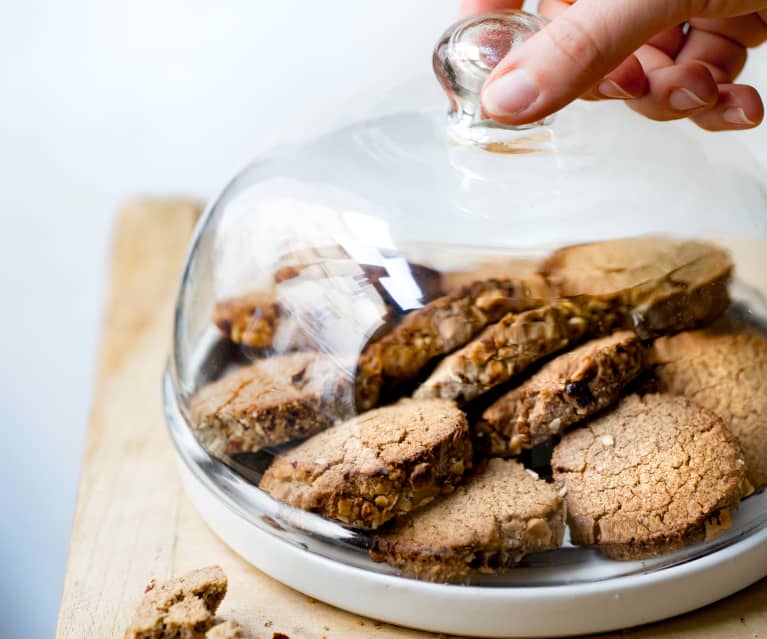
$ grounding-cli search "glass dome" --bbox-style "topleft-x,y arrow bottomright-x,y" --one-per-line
164,10 -> 767,637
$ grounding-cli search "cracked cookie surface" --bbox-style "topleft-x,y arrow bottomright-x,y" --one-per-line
539,236 -> 732,338
552,393 -> 748,559
652,319 -> 767,491
355,278 -> 542,410
476,331 -> 649,456
369,458 -> 564,582
414,297 -> 623,404
190,353 -> 353,457
259,399 -> 472,529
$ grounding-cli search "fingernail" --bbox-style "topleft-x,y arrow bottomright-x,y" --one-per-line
597,79 -> 634,100
483,69 -> 540,117
669,88 -> 708,112
723,107 -> 756,126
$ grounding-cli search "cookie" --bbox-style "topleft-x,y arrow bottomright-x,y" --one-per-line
539,236 -> 732,338
355,278 -> 542,410
206,621 -> 244,638
414,297 -> 623,404
274,245 -> 444,309
652,320 -> 767,491
124,566 -> 227,639
475,331 -> 648,456
190,353 -> 353,457
552,394 -> 749,559
369,459 -> 565,582
213,292 -> 286,350
441,257 -> 552,299
259,399 -> 472,529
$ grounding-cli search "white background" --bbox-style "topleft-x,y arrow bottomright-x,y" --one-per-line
0,2 -> 764,637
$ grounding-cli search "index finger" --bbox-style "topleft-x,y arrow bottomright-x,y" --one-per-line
460,0 -> 525,17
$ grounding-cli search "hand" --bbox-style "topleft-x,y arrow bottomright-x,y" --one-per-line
460,0 -> 767,130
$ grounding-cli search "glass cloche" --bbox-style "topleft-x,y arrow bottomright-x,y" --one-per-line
164,11 -> 767,637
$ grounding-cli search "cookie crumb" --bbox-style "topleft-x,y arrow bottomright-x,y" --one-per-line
599,434 -> 615,447
206,620 -> 244,638
124,566 -> 227,639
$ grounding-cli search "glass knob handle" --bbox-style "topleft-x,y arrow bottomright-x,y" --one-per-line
433,10 -> 551,146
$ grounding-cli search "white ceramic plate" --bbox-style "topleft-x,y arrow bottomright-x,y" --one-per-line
165,371 -> 767,638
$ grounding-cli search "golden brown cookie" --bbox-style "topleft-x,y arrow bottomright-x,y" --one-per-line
552,394 -> 749,559
369,459 -> 564,583
355,278 -> 542,410
190,353 -> 353,457
441,257 -> 552,298
476,331 -> 649,456
652,320 -> 767,491
259,399 -> 472,529
273,244 -> 444,308
539,236 -> 732,338
213,292 -> 289,350
414,297 -> 623,404
124,566 -> 227,639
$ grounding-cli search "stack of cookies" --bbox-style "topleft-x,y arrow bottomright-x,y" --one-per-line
189,236 -> 765,583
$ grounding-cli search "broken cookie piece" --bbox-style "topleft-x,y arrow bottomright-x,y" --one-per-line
259,399 -> 472,528
206,621 -> 244,638
476,331 -> 649,456
539,236 -> 732,338
124,566 -> 227,639
190,353 -> 353,457
355,278 -> 543,410
370,458 -> 564,582
652,317 -> 767,492
415,297 -> 622,404
552,394 -> 749,559
275,250 -> 444,310
213,291 -> 313,351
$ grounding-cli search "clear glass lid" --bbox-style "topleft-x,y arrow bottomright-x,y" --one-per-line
167,10 -> 767,585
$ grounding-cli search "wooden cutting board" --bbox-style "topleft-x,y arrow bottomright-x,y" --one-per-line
56,199 -> 767,639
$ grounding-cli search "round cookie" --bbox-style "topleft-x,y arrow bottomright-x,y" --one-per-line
552,393 -> 749,559
476,331 -> 648,456
539,236 -> 732,338
652,321 -> 767,492
259,399 -> 472,529
370,458 -> 565,582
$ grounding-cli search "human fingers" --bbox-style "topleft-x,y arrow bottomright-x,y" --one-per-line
646,25 -> 686,58
480,0 -> 688,124
689,14 -> 767,48
581,55 -> 647,100
539,0 -> 647,100
676,27 -> 749,81
459,0 -> 524,18
627,62 -> 719,120
690,83 -> 764,130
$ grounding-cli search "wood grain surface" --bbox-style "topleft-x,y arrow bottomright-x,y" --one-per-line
56,200 -> 767,639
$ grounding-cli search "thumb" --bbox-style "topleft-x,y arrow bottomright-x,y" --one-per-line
481,0 -> 687,123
